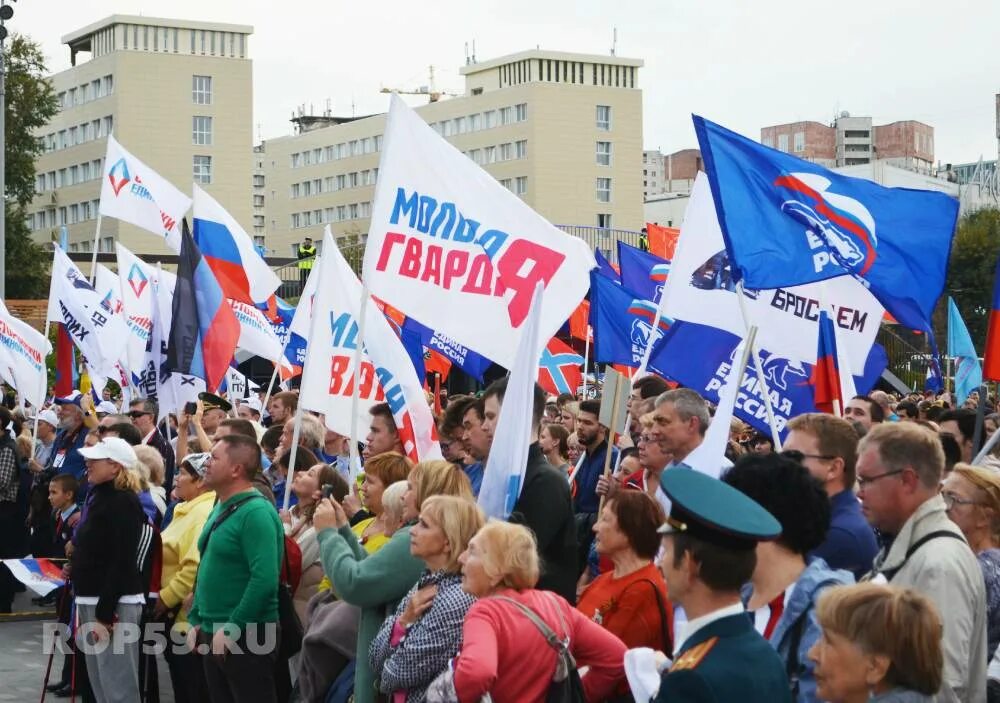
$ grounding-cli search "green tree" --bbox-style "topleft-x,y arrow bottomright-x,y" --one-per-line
942,207 -> 1000,349
5,34 -> 58,298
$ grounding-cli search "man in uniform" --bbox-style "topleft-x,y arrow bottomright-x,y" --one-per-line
654,469 -> 791,703
297,237 -> 316,287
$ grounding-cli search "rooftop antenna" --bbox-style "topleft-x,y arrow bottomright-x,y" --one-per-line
256,121 -> 262,143
472,39 -> 476,63
464,42 -> 470,66
351,95 -> 356,117
325,98 -> 331,117
610,27 -> 617,56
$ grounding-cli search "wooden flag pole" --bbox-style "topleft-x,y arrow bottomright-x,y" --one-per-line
598,379 -> 624,515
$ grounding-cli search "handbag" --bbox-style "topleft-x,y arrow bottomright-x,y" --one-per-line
495,594 -> 586,703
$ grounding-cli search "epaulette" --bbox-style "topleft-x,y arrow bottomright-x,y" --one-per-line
669,636 -> 718,672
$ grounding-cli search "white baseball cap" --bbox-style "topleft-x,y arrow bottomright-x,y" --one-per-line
35,409 -> 59,429
79,437 -> 138,469
95,401 -> 118,416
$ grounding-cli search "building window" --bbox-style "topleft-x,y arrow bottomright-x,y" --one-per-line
515,176 -> 527,195
597,214 -> 612,228
793,131 -> 805,153
253,194 -> 264,207
193,155 -> 212,184
350,204 -> 359,219
483,111 -> 497,129
499,143 -> 512,161
500,107 -> 513,125
596,141 -> 612,166
596,177 -> 611,202
499,178 -> 512,190
360,202 -> 372,218
485,146 -> 496,164
777,134 -> 789,152
337,205 -> 347,221
193,116 -> 212,145
252,174 -> 265,187
469,113 -> 482,131
349,172 -> 359,188
762,135 -> 774,148
253,235 -> 265,247
515,103 -> 527,122
291,183 -> 300,198
193,75 -> 212,104
291,213 -> 301,229
596,105 -> 612,131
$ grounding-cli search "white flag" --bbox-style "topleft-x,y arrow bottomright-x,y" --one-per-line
47,248 -> 120,376
682,340 -> 746,480
229,300 -> 287,365
115,243 -> 176,388
0,301 -> 50,409
362,95 -> 594,368
99,135 -> 192,252
662,173 -> 883,368
224,366 -> 258,401
93,264 -> 134,392
300,227 -> 441,462
478,283 -> 546,520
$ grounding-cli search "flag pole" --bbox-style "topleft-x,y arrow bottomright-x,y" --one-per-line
735,282 -> 782,450
348,282 -> 370,481
30,318 -> 52,460
88,214 -> 103,284
260,364 -> 279,418
581,326 -> 591,399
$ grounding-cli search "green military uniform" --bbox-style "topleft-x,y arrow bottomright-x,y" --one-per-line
653,469 -> 792,703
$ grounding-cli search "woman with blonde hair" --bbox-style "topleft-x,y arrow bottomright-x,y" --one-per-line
943,463 -> 1000,659
809,583 -> 943,703
313,458 -> 472,703
427,521 -> 626,703
371,496 -> 485,702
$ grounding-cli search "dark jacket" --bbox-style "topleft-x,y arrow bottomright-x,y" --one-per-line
510,443 -> 578,603
70,481 -> 147,623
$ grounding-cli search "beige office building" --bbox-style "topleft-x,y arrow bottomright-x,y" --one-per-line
28,15 -> 253,260
262,49 -> 644,257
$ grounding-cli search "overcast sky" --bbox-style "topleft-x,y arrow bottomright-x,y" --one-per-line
14,0 -> 999,164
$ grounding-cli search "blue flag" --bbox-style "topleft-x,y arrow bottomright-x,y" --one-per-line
617,241 -> 670,304
947,297 -> 983,404
693,115 -> 959,332
925,357 -> 943,393
588,270 -> 670,367
595,248 -> 619,282
401,316 -> 492,382
650,320 -> 887,439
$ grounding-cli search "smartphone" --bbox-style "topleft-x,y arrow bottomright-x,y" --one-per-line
184,401 -> 197,415
321,483 -> 337,500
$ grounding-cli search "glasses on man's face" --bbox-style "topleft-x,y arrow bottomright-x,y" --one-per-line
856,468 -> 906,489
638,434 -> 655,445
942,491 -> 980,510
128,411 -> 149,419
780,449 -> 836,462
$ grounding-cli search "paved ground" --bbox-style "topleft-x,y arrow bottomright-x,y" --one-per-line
0,590 -> 173,701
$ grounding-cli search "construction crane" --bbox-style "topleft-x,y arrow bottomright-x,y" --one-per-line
380,65 -> 458,103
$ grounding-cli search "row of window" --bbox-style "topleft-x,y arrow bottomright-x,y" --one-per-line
497,60 -> 637,90
57,76 -> 114,111
40,116 -> 114,153
291,202 -> 373,228
120,25 -> 247,59
428,103 -> 528,138
35,159 -> 104,192
462,140 -> 528,166
291,169 -> 380,198
29,199 -> 100,230
763,131 -> 806,153
499,176 -> 529,196
290,136 -> 383,169
193,75 -> 213,105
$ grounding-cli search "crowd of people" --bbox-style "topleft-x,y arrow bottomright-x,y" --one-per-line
1,377 -> 1000,703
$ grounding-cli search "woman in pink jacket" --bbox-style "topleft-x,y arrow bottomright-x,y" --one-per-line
430,521 -> 626,703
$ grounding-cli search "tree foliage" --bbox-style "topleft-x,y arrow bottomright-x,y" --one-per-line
942,208 -> 1000,349
5,34 -> 58,298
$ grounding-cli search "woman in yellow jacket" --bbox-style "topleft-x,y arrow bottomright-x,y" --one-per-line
154,452 -> 215,703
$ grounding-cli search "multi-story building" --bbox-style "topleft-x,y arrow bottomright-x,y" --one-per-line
643,149 -> 663,199
262,49 -> 644,256
28,15 -> 253,259
761,113 -> 934,174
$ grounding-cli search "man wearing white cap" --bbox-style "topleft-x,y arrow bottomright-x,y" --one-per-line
29,409 -> 59,472
237,397 -> 263,423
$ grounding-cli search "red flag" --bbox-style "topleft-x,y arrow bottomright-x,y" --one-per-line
810,311 -> 843,414
646,223 -> 680,260
568,300 -> 592,342
537,338 -> 584,395
985,257 -> 1000,381
54,324 -> 74,397
424,348 -> 452,381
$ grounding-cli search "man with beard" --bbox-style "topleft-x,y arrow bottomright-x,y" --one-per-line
460,399 -> 491,496
572,400 -> 618,573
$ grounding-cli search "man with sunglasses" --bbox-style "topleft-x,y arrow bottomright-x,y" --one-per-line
858,422 -> 986,703
784,413 -> 877,579
129,398 -> 176,497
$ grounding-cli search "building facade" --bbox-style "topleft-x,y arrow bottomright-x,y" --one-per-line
261,49 -> 644,256
761,113 -> 934,174
28,15 -> 253,258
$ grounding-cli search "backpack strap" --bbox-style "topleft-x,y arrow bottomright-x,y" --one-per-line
618,578 -> 672,654
879,530 -> 966,581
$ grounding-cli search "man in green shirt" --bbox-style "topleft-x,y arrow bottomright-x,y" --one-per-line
186,434 -> 284,703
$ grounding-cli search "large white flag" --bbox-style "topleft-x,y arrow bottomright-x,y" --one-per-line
662,173 -> 884,369
300,227 -> 441,462
362,95 -> 595,368
47,248 -> 121,376
99,135 -> 192,252
478,283 -> 545,520
115,243 -> 177,389
0,302 -> 50,409
93,264 -> 134,393
229,299 -> 287,365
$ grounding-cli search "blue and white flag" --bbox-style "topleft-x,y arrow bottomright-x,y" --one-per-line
618,241 -> 670,305
588,270 -> 670,368
401,316 -> 493,382
650,321 -> 887,439
947,297 -> 983,404
693,115 -> 959,332
479,283 -> 545,520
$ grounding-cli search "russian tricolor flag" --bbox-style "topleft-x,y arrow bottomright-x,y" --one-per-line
985,257 -> 1000,382
192,184 -> 281,305
166,220 -> 241,392
812,310 -> 844,416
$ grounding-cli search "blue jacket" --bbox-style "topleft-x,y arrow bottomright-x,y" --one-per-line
762,558 -> 854,703
809,490 -> 878,580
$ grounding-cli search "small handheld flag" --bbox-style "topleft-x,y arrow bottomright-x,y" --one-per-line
811,311 -> 844,415
947,297 -> 983,404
